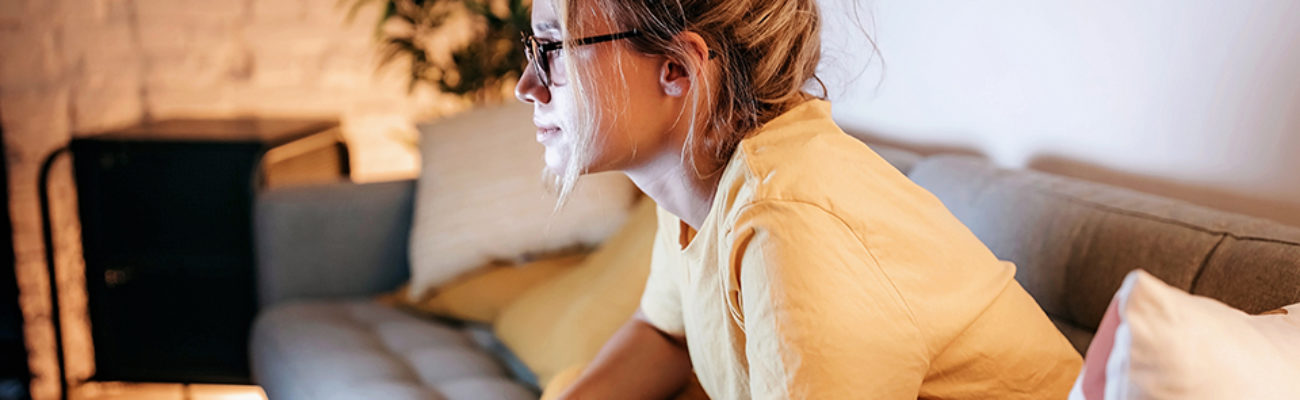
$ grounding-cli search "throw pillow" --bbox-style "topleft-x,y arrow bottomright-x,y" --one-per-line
493,197 -> 658,388
1070,269 -> 1300,399
378,253 -> 588,324
408,102 -> 639,299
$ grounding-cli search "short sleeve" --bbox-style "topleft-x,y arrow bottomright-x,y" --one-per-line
639,206 -> 685,336
731,200 -> 929,400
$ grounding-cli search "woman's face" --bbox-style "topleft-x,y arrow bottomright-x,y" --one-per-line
516,0 -> 686,176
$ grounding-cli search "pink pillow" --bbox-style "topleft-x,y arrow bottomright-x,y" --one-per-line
1070,270 -> 1300,400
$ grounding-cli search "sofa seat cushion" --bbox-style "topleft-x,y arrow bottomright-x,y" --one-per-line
251,300 -> 536,400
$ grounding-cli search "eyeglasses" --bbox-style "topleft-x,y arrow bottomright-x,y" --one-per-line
522,30 -> 643,87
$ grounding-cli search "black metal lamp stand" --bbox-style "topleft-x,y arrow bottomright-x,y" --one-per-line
38,146 -> 70,400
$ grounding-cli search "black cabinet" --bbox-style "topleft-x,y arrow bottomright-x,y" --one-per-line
70,119 -> 347,384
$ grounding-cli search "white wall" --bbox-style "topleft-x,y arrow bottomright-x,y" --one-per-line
818,0 -> 1300,227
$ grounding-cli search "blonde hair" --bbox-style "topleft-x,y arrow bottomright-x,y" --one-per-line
548,0 -> 829,201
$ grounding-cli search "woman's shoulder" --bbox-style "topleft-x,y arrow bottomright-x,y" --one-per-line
729,106 -> 916,216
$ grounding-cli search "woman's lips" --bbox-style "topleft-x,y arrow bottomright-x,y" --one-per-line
537,126 -> 561,144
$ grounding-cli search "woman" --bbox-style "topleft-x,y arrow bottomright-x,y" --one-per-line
514,0 -> 1083,398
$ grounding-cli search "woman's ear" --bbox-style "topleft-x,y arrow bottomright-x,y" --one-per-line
658,31 -> 712,98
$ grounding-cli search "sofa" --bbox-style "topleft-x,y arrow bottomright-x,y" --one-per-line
248,143 -> 1300,400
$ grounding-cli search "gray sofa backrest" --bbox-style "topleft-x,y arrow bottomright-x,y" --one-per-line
254,180 -> 416,308
908,155 -> 1300,352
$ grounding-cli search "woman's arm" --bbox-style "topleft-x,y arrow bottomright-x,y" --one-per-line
735,201 -> 928,399
553,310 -> 693,400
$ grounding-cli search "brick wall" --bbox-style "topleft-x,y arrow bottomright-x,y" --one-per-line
0,0 -> 468,398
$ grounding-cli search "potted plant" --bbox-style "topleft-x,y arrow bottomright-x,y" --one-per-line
344,0 -> 531,103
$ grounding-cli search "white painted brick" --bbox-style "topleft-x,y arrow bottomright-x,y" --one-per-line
0,4 -> 21,26
331,28 -> 377,53
5,186 -> 42,259
136,18 -> 235,54
143,39 -> 253,88
143,52 -> 216,88
0,0 -> 57,22
4,80 -> 72,400
134,20 -> 193,53
318,53 -> 412,94
318,54 -> 374,90
303,0 -> 359,25
58,23 -> 139,79
0,86 -> 71,154
251,0 -> 306,22
0,28 -> 65,88
134,21 -> 190,53
144,85 -> 238,117
0,3 -> 475,395
21,302 -> 58,400
227,86 -> 348,115
251,50 -> 316,87
60,0 -> 133,24
58,23 -> 136,59
243,25 -> 376,88
70,79 -> 143,133
244,23 -> 334,57
0,0 -> 21,20
134,0 -> 247,23
78,56 -> 145,90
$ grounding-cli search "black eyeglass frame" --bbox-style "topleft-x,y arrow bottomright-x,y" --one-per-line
522,29 -> 719,87
522,30 -> 643,87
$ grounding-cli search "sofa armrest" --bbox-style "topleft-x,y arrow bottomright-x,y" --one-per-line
254,179 -> 416,309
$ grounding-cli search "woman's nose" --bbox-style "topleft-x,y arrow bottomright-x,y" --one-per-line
515,64 -> 551,104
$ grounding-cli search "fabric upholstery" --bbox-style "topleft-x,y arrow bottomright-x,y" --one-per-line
463,324 -> 540,390
250,300 -> 536,400
250,144 -> 1300,397
1193,237 -> 1300,313
538,364 -> 586,400
909,155 -> 1300,353
409,103 -> 639,299
493,198 -> 658,388
869,144 -> 925,175
1070,270 -> 1300,400
378,254 -> 587,324
254,180 -> 416,309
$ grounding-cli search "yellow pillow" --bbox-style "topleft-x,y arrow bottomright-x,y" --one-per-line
494,197 -> 658,387
378,253 -> 587,324
539,364 -> 587,400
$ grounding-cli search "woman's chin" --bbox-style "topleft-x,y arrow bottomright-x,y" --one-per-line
542,143 -> 611,176
543,147 -> 569,174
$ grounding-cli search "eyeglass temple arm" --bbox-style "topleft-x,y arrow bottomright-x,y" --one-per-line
537,30 -> 719,59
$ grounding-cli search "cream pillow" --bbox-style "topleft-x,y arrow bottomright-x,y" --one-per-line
408,103 -> 639,299
1070,269 -> 1300,400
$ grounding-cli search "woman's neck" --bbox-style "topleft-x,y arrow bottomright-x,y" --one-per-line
623,148 -> 722,231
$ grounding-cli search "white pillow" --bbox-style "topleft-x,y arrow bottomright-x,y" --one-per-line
408,103 -> 639,299
1070,269 -> 1300,400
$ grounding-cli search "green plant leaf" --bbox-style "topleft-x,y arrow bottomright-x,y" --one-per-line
344,0 -> 531,100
